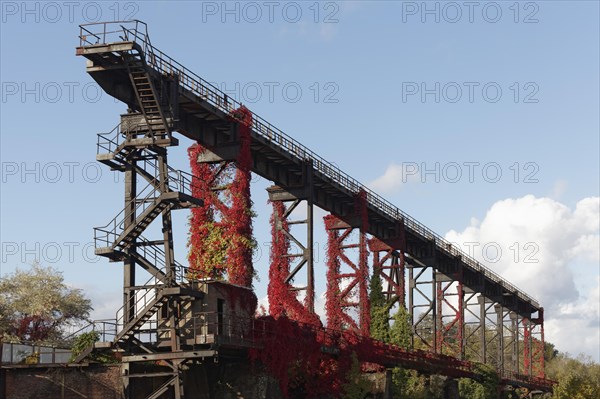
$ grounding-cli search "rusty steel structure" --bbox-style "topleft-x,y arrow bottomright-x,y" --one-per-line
77,21 -> 553,398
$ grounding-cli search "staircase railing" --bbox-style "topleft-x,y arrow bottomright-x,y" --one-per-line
136,234 -> 188,283
167,165 -> 196,198
114,244 -> 188,335
115,274 -> 162,333
78,21 -> 539,308
62,319 -> 118,343
96,123 -> 122,156
96,121 -> 151,156
93,165 -> 198,249
93,180 -> 161,248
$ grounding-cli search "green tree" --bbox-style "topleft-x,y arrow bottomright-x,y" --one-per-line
390,368 -> 430,399
388,305 -> 431,398
544,341 -> 558,363
0,263 -> 92,343
389,305 -> 411,349
369,268 -> 390,342
342,352 -> 372,399
547,354 -> 600,399
458,364 -> 500,399
458,377 -> 487,399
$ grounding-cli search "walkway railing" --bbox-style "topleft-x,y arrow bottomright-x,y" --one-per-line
1,342 -> 71,365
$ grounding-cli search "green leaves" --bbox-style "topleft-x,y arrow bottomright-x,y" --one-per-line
0,263 -> 92,343
548,354 -> 600,399
369,269 -> 390,342
341,352 -> 372,399
389,306 -> 412,349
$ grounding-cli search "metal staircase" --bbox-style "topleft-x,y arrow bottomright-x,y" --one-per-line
90,116 -> 201,397
115,290 -> 169,344
75,24 -> 204,397
123,51 -> 170,139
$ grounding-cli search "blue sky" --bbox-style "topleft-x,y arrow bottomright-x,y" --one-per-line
1,1 -> 598,360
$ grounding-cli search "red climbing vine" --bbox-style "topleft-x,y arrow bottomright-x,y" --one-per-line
324,215 -> 343,332
226,106 -> 254,287
267,201 -> 320,325
356,189 -> 371,336
324,190 -> 371,336
249,316 -> 354,398
187,106 -> 255,287
187,144 -> 228,280
268,201 -> 289,319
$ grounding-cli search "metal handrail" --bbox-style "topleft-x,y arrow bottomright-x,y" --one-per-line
115,274 -> 161,329
136,234 -> 188,282
167,165 -> 197,197
78,21 -> 539,308
62,319 -> 118,343
93,162 -> 198,249
96,120 -> 153,156
93,180 -> 161,248
114,237 -> 188,330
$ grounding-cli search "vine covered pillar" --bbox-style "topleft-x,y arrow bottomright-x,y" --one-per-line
188,106 -> 254,287
266,161 -> 319,325
324,190 -> 370,335
531,308 -> 545,378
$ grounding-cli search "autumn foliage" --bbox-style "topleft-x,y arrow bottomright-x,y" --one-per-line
267,200 -> 320,325
187,106 -> 254,287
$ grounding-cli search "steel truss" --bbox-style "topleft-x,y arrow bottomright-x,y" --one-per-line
324,191 -> 370,335
368,236 -> 406,308
266,165 -> 318,323
407,260 -> 436,351
435,270 -> 464,358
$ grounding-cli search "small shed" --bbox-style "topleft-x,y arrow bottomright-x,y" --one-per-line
158,280 -> 258,347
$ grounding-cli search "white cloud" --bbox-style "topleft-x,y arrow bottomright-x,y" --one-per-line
545,277 -> 600,359
445,195 -> 600,360
369,163 -> 420,194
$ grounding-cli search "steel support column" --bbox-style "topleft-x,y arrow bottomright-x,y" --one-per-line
189,107 -> 254,287
435,270 -> 464,357
477,296 -> 501,367
267,170 -> 318,323
498,308 -> 520,374
511,312 -> 520,374
462,289 -> 481,362
123,156 -> 137,324
368,234 -> 406,308
324,191 -> 370,335
408,261 -> 436,351
495,304 -> 505,371
522,317 -> 533,376
531,309 -> 545,378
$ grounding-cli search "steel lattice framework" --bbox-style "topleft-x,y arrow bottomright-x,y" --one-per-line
76,20 -> 553,398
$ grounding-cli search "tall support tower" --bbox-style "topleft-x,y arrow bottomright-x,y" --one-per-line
79,22 -> 205,399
